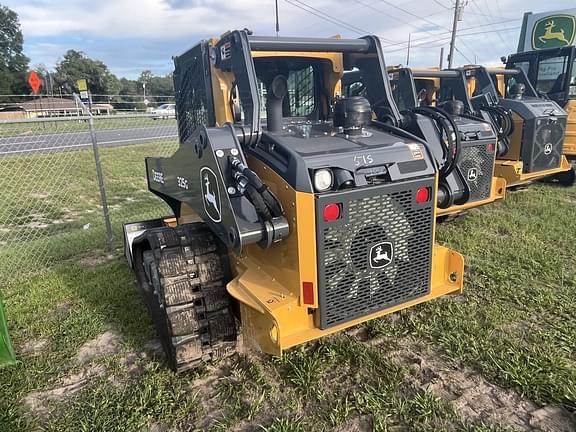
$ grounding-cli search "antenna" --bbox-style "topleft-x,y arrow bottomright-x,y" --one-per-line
275,0 -> 280,36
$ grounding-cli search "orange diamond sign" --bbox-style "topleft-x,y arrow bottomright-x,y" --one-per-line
28,71 -> 42,94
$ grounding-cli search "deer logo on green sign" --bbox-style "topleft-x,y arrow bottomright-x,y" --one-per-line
532,15 -> 575,49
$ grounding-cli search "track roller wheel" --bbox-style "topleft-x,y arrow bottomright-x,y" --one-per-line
134,223 -> 237,372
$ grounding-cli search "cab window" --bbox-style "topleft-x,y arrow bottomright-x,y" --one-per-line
254,59 -> 319,120
512,61 -> 530,77
536,55 -> 569,94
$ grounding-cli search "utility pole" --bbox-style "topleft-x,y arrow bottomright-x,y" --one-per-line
448,0 -> 464,68
439,47 -> 444,69
406,33 -> 412,66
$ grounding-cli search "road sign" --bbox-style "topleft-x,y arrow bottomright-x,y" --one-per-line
28,71 -> 42,94
77,79 -> 88,92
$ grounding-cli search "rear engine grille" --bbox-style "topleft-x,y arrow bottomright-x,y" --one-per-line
458,141 -> 495,202
529,120 -> 564,172
316,178 -> 434,329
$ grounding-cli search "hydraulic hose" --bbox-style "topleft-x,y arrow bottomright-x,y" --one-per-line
413,106 -> 461,177
229,157 -> 283,221
479,105 -> 513,156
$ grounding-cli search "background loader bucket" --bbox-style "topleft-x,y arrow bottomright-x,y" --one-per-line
0,296 -> 16,367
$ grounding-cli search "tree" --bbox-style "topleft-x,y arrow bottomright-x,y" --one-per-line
0,4 -> 30,97
54,50 -> 118,101
138,70 -> 174,106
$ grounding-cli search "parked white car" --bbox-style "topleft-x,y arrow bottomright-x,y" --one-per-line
151,103 -> 176,119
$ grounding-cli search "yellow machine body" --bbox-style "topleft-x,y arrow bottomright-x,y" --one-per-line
435,176 -> 506,216
177,46 -> 464,356
565,100 -> 576,160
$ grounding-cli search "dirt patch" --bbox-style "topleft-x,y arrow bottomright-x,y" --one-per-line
55,300 -> 72,313
367,336 -> 575,431
78,253 -> 115,267
143,423 -> 172,432
19,339 -> 49,356
23,365 -> 106,418
529,407 -> 576,432
76,330 -> 123,364
333,415 -> 372,432
187,356 -> 247,430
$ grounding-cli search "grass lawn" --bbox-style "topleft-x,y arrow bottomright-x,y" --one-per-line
0,116 -> 176,138
0,140 -> 177,282
0,146 -> 575,430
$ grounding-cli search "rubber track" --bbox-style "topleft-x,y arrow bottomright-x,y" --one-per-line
139,223 -> 237,372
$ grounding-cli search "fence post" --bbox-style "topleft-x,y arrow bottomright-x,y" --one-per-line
74,94 -> 114,251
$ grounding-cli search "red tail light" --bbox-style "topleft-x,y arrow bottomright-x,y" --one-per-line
416,187 -> 431,204
323,203 -> 341,222
302,282 -> 315,305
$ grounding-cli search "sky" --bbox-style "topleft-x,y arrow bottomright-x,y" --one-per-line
3,0 -> 576,79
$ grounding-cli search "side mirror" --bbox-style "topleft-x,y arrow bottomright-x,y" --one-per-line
500,56 -> 507,64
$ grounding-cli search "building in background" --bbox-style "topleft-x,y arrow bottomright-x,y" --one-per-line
0,97 -> 113,120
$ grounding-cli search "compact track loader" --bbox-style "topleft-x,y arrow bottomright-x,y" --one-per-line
504,46 -> 576,181
123,30 -> 464,372
385,67 -> 504,217
463,65 -> 574,187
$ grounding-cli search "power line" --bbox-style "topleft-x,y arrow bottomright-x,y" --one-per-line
284,0 -> 517,64
375,0 -> 478,63
284,0 -> 370,36
432,0 -> 451,10
284,0 -> 399,44
469,0 -> 514,53
384,26 -> 517,53
380,18 -> 519,49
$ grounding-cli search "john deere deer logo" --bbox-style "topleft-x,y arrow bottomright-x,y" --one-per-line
532,15 -> 575,50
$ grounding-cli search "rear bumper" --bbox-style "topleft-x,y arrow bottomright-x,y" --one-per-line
227,244 -> 463,356
494,155 -> 572,187
437,176 -> 506,217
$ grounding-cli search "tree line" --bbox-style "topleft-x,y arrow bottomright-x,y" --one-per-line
0,4 -> 173,109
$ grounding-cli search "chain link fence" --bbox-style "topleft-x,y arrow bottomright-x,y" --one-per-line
0,105 -> 179,282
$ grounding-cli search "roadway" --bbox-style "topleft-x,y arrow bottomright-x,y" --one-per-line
0,124 -> 178,155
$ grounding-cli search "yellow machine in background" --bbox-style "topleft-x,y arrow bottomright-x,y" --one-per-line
343,66 -> 505,219
463,65 -> 574,187
123,31 -> 464,372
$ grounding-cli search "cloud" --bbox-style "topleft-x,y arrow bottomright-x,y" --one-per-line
5,0 -> 576,78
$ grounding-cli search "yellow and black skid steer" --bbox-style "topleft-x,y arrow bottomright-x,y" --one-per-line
389,67 -> 505,217
504,46 -> 576,184
464,65 -> 574,187
123,30 -> 464,372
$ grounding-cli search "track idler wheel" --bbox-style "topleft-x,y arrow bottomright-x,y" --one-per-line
134,223 -> 237,372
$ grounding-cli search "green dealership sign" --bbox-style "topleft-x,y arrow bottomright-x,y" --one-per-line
532,15 -> 575,49
518,9 -> 576,52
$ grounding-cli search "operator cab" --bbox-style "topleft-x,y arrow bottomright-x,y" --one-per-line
505,46 -> 576,108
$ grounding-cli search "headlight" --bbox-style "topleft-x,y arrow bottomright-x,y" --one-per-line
314,169 -> 333,192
